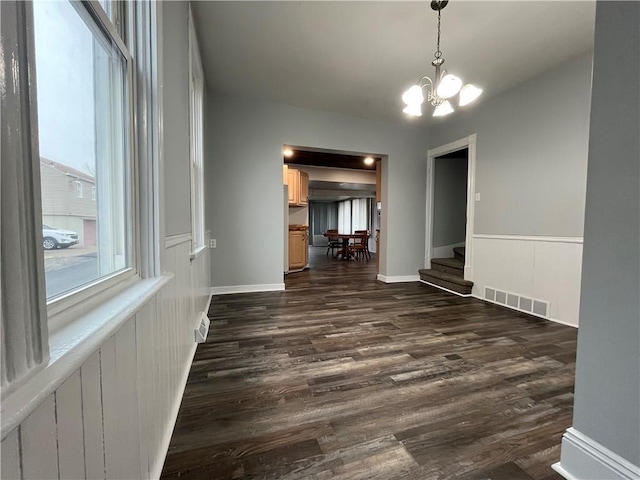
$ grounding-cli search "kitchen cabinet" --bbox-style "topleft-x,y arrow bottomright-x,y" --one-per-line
286,168 -> 309,206
288,225 -> 309,271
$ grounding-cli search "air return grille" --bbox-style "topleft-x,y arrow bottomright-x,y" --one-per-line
484,287 -> 549,319
194,312 -> 210,343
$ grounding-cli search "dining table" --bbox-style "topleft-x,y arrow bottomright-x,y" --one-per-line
323,232 -> 366,260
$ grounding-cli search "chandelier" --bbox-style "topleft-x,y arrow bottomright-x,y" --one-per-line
402,0 -> 482,117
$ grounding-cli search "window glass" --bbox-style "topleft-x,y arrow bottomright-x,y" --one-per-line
34,0 -> 131,300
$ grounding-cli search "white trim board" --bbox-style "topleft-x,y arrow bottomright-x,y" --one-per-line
473,234 -> 584,244
420,280 -> 472,297
553,428 -> 640,480
211,284 -> 285,295
376,274 -> 420,283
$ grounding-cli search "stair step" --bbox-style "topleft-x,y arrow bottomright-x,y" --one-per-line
418,269 -> 473,295
431,257 -> 464,276
453,247 -> 466,262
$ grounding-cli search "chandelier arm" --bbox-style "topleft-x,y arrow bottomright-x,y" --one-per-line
418,76 -> 434,88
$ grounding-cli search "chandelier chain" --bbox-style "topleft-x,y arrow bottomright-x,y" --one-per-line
435,8 -> 442,59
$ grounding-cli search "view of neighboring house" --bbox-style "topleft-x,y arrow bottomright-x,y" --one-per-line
40,157 -> 96,247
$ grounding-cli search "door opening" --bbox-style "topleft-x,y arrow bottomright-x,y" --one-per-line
425,135 -> 477,282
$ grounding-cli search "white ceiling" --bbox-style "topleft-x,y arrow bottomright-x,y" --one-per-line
191,1 -> 595,125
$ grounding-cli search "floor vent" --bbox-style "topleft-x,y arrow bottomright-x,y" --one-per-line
484,287 -> 549,319
194,312 -> 210,343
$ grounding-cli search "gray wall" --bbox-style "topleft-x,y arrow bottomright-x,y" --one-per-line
429,52 -> 593,237
162,1 -> 192,236
433,156 -> 467,248
569,1 -> 639,467
205,95 -> 428,287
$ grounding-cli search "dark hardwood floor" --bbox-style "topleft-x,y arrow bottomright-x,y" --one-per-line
162,247 -> 577,479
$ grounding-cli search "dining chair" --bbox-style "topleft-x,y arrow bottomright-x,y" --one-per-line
349,230 -> 370,261
326,229 -> 341,257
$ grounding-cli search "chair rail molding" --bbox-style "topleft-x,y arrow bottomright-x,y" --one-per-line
473,233 -> 584,244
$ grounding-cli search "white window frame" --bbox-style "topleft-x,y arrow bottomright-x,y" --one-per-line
39,1 -> 138,331
188,6 -> 205,257
92,186 -> 96,201
75,181 -> 83,198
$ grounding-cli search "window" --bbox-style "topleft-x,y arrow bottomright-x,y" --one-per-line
338,198 -> 373,234
189,7 -> 205,252
351,198 -> 369,232
338,201 -> 351,234
34,1 -> 133,302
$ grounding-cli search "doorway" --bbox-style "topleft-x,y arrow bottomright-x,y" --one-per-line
425,135 -> 477,280
283,146 -> 381,276
432,150 -> 468,259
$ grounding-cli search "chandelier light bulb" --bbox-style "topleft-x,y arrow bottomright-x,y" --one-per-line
433,101 -> 454,117
436,74 -> 463,99
403,103 -> 423,117
402,85 -> 424,106
459,84 -> 483,106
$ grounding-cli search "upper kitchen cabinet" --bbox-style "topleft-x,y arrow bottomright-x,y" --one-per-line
286,168 -> 309,207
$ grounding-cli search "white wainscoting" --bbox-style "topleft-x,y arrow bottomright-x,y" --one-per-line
471,234 -> 583,327
0,237 -> 211,480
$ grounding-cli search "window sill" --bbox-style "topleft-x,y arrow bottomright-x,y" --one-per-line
1,274 -> 172,439
190,244 -> 207,262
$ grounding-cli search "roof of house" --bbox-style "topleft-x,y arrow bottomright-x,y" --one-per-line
40,157 -> 95,184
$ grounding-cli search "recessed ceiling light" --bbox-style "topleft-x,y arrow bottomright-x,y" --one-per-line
364,157 -> 375,165
283,148 -> 294,158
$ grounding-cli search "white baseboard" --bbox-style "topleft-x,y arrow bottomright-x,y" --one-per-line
377,274 -> 420,283
420,280 -> 472,297
211,283 -> 285,295
546,316 -> 579,328
554,428 -> 640,480
150,341 -> 197,480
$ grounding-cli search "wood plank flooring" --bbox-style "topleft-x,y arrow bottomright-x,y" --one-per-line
162,247 -> 577,479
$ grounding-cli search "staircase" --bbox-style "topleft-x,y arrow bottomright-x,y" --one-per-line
419,246 -> 474,296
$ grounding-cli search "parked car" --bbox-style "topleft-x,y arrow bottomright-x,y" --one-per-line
42,224 -> 79,250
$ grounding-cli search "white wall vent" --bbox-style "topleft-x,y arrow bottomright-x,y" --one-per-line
484,286 -> 549,319
194,312 -> 210,343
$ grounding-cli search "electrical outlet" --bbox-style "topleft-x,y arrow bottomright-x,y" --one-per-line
210,239 -> 216,248
475,193 -> 481,202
